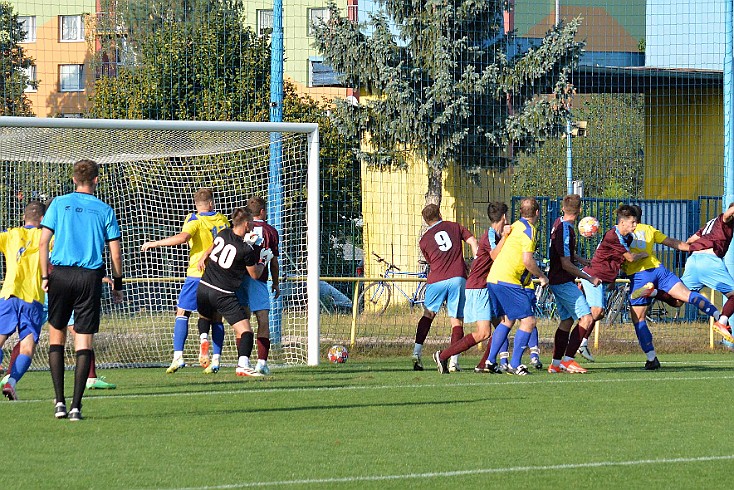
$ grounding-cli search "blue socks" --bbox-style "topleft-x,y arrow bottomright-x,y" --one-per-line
489,324 -> 511,364
688,291 -> 720,319
512,329 -> 532,368
633,320 -> 654,353
173,316 -> 189,352
10,353 -> 32,382
211,322 -> 225,355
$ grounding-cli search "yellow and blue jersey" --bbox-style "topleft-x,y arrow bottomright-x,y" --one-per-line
0,226 -> 44,304
487,218 -> 537,289
181,211 -> 230,277
622,223 -> 666,275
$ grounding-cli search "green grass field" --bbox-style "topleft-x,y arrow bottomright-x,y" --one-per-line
4,352 -> 734,489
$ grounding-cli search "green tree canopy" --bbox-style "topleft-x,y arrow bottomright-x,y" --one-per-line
0,1 -> 36,116
313,0 -> 584,204
512,94 -> 644,199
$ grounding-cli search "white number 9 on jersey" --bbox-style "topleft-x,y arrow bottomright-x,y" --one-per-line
434,230 -> 453,251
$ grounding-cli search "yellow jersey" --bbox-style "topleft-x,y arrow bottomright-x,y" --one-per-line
0,226 -> 44,304
181,211 -> 230,277
487,218 -> 537,289
621,223 -> 666,275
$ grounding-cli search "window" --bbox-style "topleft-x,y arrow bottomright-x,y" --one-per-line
308,8 -> 330,36
309,57 -> 344,87
61,113 -> 83,118
60,64 -> 85,91
60,15 -> 84,42
257,9 -> 273,36
18,16 -> 36,43
23,65 -> 37,92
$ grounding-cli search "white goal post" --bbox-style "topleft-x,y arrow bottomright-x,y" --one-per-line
0,116 -> 321,367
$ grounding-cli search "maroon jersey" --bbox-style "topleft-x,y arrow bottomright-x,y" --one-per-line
688,214 -> 734,258
466,228 -> 502,289
582,226 -> 633,282
419,220 -> 473,284
549,217 -> 578,285
251,219 -> 280,282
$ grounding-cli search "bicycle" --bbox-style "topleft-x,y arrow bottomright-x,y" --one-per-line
358,252 -> 429,316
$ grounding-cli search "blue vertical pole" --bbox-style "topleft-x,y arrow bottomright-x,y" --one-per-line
566,118 -> 573,195
269,0 -> 284,344
724,0 -> 734,276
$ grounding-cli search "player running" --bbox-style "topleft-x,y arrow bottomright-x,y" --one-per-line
0,202 -> 46,400
196,207 -> 272,377
141,188 -> 230,373
433,202 -> 509,374
411,204 -> 478,371
547,194 -> 602,374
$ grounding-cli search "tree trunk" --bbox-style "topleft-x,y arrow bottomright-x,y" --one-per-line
425,165 -> 442,207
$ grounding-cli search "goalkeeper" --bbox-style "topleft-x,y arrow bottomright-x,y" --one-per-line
141,188 -> 230,373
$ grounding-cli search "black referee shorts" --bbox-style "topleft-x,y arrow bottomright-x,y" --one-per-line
47,265 -> 105,334
196,283 -> 247,326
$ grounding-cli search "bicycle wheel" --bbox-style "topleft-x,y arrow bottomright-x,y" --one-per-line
410,282 -> 427,312
604,288 -> 627,325
358,282 -> 392,316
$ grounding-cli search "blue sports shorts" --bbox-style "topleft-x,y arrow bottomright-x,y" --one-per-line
681,253 -> 734,295
629,266 -> 681,306
580,279 -> 607,309
235,276 -> 271,312
551,282 -> 591,321
177,276 -> 201,312
464,287 -> 493,324
0,297 -> 44,343
424,277 -> 466,318
487,282 -> 535,321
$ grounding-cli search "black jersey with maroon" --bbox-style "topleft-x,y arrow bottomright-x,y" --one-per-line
200,228 -> 259,292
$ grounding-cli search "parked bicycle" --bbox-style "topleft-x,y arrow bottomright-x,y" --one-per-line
358,252 -> 429,315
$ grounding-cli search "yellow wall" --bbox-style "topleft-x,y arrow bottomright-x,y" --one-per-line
360,156 -> 512,284
644,88 -> 723,199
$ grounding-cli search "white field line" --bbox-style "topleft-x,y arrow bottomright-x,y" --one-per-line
12,371 -> 734,404
168,454 -> 734,489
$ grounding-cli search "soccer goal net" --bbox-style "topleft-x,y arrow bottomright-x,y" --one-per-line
0,117 -> 321,368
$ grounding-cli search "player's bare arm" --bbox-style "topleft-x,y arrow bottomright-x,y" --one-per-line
39,227 -> 53,292
662,236 -> 690,252
109,238 -> 124,303
560,255 -> 601,286
626,251 -> 648,262
686,233 -> 701,244
197,243 -> 214,271
270,256 -> 281,298
523,251 -> 549,286
723,203 -> 734,222
466,235 -> 479,258
141,231 -> 192,251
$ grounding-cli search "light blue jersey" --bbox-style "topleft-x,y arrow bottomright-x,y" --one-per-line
41,192 -> 121,270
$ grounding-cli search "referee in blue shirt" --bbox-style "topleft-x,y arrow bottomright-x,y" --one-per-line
39,159 -> 124,421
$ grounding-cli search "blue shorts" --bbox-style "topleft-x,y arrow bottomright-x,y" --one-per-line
424,277 -> 466,318
488,282 -> 536,321
0,297 -> 44,343
580,279 -> 608,309
177,277 -> 201,312
681,253 -> 734,295
551,282 -> 591,321
629,266 -> 682,306
235,276 -> 271,312
464,287 -> 493,324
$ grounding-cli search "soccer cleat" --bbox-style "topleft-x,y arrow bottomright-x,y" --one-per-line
644,357 -> 661,370
86,377 -> 116,390
560,359 -> 588,374
448,361 -> 461,373
54,401 -> 68,419
433,351 -> 449,374
498,363 -> 509,373
0,374 -> 9,386
529,357 -> 543,370
411,354 -> 424,371
68,408 -> 83,421
631,282 -> 655,300
506,364 -> 530,376
577,345 -> 595,362
2,381 -> 17,401
720,339 -> 734,350
204,362 -> 220,374
166,358 -> 185,374
199,340 -> 211,368
235,366 -> 264,377
474,363 -> 491,373
255,363 -> 270,375
712,322 -> 734,344
547,363 -> 564,374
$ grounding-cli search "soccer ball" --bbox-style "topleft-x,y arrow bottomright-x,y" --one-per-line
578,216 -> 600,238
327,345 -> 349,363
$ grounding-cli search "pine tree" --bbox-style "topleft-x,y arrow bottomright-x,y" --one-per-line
313,0 -> 584,204
0,1 -> 36,116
